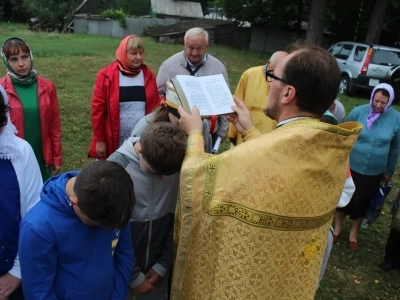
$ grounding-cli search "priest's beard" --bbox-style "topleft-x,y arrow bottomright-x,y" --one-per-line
263,99 -> 280,121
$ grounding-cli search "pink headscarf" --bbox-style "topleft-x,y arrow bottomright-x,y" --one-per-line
366,83 -> 394,130
115,35 -> 142,75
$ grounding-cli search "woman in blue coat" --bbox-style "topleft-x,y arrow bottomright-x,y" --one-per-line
333,83 -> 400,250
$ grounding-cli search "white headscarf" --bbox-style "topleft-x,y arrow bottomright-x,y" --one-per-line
0,84 -> 19,160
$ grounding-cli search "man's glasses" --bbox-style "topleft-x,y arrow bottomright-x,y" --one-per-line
265,70 -> 288,84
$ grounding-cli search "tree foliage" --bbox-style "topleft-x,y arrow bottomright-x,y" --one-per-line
214,0 -> 308,30
214,0 -> 400,46
325,0 -> 375,43
2,0 -> 400,47
22,0 -> 82,25
113,0 -> 150,16
1,0 -> 29,22
365,0 -> 390,44
99,8 -> 127,28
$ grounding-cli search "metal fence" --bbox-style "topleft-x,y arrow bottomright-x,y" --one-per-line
73,15 -> 330,54
73,15 -> 179,37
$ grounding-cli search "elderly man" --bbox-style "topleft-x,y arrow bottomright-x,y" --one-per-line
172,46 -> 362,299
228,51 -> 288,145
156,27 -> 229,143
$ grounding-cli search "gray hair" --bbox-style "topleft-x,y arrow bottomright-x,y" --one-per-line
184,27 -> 209,44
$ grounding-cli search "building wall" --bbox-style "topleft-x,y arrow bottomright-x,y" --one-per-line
249,28 -> 299,53
249,27 -> 331,53
150,0 -> 203,18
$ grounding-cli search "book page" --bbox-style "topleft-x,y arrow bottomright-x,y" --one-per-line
175,75 -> 215,115
198,74 -> 235,115
175,74 -> 234,116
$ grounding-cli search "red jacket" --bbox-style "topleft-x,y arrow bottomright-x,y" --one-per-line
0,75 -> 62,166
88,61 -> 159,159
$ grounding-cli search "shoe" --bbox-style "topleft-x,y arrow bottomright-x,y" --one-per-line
348,240 -> 359,251
333,234 -> 340,244
380,260 -> 396,271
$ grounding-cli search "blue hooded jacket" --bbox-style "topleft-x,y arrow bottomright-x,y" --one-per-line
19,172 -> 133,300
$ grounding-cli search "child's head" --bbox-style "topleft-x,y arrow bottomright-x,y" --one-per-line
151,105 -> 180,127
72,160 -> 135,230
137,122 -> 187,176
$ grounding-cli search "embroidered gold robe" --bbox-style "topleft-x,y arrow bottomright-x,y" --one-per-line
172,119 -> 362,300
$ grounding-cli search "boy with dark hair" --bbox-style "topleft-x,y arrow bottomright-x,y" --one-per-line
18,160 -> 135,300
107,121 -> 187,299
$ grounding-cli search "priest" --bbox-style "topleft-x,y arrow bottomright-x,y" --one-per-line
172,46 -> 362,300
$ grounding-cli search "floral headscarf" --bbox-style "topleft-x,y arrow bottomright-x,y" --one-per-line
1,37 -> 37,84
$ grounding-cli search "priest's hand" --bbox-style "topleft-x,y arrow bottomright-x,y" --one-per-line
178,106 -> 203,134
227,96 -> 253,134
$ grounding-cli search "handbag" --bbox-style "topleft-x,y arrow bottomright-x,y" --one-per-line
361,182 -> 392,228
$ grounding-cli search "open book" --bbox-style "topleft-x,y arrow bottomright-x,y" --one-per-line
169,74 -> 234,117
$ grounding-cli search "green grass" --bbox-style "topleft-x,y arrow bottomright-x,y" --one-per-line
1,23 -> 400,299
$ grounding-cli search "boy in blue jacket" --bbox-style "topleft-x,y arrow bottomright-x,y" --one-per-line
18,160 -> 135,300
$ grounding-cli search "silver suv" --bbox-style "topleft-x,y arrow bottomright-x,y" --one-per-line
328,42 -> 400,98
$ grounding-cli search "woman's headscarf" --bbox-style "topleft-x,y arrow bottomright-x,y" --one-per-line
0,84 -> 20,160
0,37 -> 37,84
115,35 -> 143,76
367,83 -> 395,130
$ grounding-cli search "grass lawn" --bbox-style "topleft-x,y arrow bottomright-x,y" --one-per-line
1,23 -> 399,299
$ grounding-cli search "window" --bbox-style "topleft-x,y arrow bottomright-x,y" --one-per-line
336,44 -> 353,60
329,44 -> 342,57
353,46 -> 367,62
371,49 -> 400,66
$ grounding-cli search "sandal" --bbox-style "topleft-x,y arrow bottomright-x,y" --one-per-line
348,240 -> 359,251
332,233 -> 340,244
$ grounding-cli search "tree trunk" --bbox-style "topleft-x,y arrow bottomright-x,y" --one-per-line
295,0 -> 303,38
306,0 -> 326,46
364,0 -> 390,44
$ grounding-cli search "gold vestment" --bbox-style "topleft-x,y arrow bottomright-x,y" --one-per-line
228,66 -> 277,145
172,119 -> 362,300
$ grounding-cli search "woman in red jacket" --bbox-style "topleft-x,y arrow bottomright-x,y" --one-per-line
0,37 -> 62,181
88,35 -> 159,159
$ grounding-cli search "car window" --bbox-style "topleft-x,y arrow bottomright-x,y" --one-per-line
329,44 -> 342,57
353,46 -> 367,62
371,49 -> 400,66
336,44 -> 353,60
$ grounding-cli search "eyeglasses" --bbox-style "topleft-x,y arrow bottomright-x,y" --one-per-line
265,70 -> 288,84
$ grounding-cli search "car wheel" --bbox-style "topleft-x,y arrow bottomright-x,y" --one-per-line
339,75 -> 352,95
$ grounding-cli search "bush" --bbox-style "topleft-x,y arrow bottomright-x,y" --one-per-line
99,8 -> 128,28
142,24 -> 163,36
